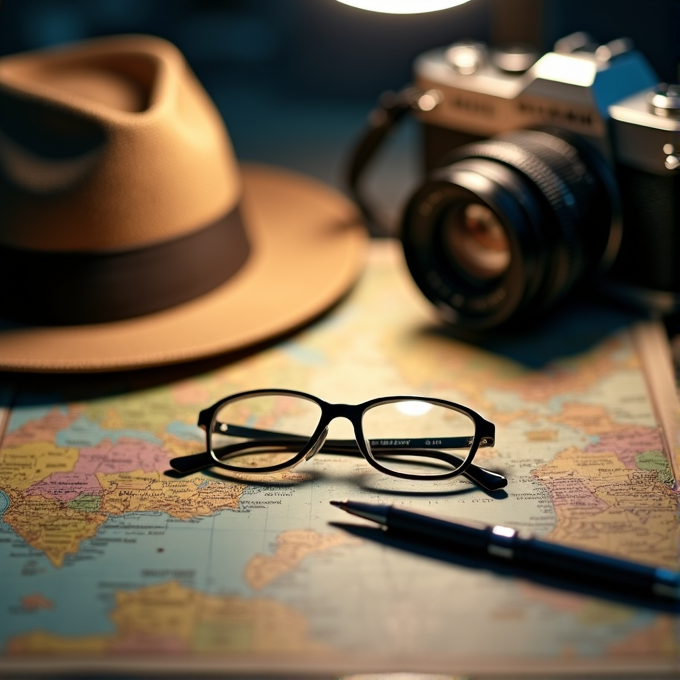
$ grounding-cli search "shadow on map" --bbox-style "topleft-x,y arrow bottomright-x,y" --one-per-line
414,299 -> 649,370
353,474 -> 508,499
1,294 -> 651,409
331,522 -> 680,614
167,465 -> 508,499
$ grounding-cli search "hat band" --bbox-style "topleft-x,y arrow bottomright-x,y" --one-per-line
0,205 -> 250,325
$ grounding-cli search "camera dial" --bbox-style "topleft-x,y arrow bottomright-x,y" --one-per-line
491,43 -> 539,74
445,41 -> 486,75
648,84 -> 680,118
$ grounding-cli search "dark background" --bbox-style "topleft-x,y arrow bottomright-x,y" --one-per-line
1,0 -> 678,228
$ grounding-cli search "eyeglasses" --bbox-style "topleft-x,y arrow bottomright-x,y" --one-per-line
169,389 -> 506,491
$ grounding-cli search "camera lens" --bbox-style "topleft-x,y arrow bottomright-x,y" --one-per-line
401,129 -> 620,330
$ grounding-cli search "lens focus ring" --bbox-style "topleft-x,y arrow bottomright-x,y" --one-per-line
452,131 -> 594,290
401,129 -> 616,330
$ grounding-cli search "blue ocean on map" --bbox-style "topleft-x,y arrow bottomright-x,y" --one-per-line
55,416 -> 162,447
166,421 -> 203,441
0,495 -> 291,642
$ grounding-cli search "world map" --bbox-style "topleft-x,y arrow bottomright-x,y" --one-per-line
1,242 -> 679,676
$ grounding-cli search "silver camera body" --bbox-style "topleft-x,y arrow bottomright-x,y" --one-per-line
406,34 -> 680,322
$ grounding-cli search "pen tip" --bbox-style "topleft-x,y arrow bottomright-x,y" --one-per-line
329,500 -> 345,508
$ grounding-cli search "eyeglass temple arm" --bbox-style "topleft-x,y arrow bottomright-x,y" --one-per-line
325,444 -> 506,491
169,433 -> 505,492
213,422 -> 495,450
169,442 -> 506,492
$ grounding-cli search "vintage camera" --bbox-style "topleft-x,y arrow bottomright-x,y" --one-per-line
378,33 -> 680,331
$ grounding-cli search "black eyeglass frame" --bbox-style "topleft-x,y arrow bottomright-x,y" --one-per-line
185,388 -> 501,487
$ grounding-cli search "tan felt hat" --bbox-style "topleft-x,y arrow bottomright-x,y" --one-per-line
0,35 -> 367,372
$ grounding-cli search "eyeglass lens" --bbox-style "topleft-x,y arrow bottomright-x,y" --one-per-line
362,400 -> 475,476
210,394 -> 476,477
210,394 -> 321,470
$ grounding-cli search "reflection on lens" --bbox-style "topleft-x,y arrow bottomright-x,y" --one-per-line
395,400 -> 433,416
444,203 -> 511,281
362,400 -> 475,476
210,394 -> 321,470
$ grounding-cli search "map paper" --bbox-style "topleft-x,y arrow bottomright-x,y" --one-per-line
0,241 -> 678,676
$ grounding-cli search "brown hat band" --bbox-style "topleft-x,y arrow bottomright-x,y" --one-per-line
0,205 -> 250,325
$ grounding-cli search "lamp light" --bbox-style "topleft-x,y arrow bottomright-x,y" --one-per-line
335,0 -> 473,14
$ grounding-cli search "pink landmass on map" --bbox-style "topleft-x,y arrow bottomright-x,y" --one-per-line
25,471 -> 101,502
584,427 -> 663,468
25,439 -> 170,502
20,593 -> 55,611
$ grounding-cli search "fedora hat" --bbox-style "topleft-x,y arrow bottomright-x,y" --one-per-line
0,35 -> 366,372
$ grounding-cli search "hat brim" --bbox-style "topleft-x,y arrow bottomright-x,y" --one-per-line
0,164 -> 367,372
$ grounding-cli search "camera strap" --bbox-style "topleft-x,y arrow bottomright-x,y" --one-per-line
347,87 -> 439,236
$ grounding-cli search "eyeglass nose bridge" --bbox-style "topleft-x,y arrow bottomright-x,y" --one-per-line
324,402 -> 358,420
308,403 -> 366,459
320,403 -> 365,438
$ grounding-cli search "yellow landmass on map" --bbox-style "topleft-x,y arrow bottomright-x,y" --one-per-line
97,408 -> 126,431
526,429 -> 558,442
548,403 -> 627,435
2,491 -> 108,568
1,462 -> 246,568
7,630 -> 110,655
97,470 -> 245,519
533,447 -> 680,567
245,529 -> 358,590
0,442 -> 78,491
84,388 -> 192,440
160,433 -> 203,459
8,581 -> 330,655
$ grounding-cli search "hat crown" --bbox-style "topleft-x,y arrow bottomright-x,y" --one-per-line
0,35 -> 241,252
0,35 -> 367,372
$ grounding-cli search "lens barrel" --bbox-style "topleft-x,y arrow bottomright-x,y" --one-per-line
401,129 -> 620,330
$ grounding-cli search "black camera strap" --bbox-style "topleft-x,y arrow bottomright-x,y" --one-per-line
347,87 -> 435,236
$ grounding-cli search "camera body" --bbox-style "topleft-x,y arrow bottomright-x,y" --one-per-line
402,34 -> 680,330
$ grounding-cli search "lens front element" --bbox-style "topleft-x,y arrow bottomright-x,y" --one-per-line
210,393 -> 321,471
362,399 -> 475,477
443,202 -> 511,281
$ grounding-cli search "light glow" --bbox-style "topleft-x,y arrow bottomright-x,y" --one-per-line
417,92 -> 440,111
395,401 -> 433,416
492,525 -> 516,538
336,0 -> 472,14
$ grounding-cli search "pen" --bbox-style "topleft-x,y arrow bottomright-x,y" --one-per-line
330,500 -> 680,604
